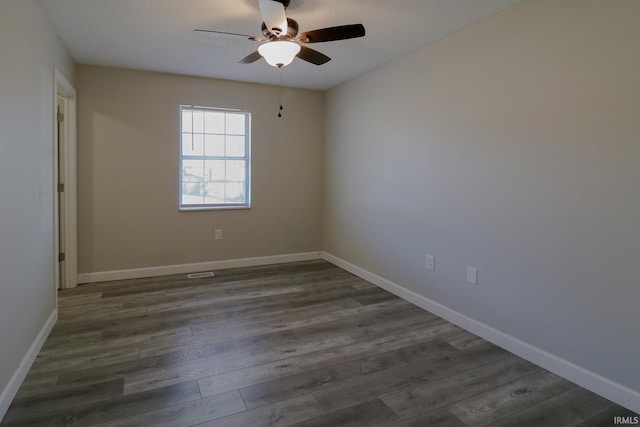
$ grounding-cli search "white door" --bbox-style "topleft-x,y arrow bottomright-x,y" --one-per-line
57,95 -> 66,289
54,68 -> 78,291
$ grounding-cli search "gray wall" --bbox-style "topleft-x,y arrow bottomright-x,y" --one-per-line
0,0 -> 74,393
76,66 -> 324,273
324,0 -> 640,393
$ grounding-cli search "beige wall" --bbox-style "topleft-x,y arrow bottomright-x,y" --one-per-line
0,0 -> 75,402
324,0 -> 640,396
76,66 -> 324,273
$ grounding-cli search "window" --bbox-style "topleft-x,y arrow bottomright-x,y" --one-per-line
180,106 -> 251,210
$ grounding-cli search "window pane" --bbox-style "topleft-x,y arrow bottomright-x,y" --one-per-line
226,135 -> 245,157
225,182 -> 245,203
182,159 -> 204,182
205,134 -> 225,157
193,110 -> 204,133
226,113 -> 245,135
205,160 -> 225,182
182,182 -> 201,199
182,193 -> 204,205
181,159 -> 205,205
226,160 -> 245,182
205,111 -> 224,134
182,110 -> 192,132
205,183 -> 225,204
182,133 -> 192,155
182,133 -> 204,156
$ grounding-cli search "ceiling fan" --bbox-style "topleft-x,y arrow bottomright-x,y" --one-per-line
194,0 -> 365,68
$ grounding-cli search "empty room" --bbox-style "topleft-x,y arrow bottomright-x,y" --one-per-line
1,0 -> 639,426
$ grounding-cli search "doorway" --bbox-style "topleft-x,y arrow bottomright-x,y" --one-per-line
54,69 -> 77,291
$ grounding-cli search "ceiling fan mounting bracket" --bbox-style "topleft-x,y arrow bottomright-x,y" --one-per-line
273,0 -> 291,9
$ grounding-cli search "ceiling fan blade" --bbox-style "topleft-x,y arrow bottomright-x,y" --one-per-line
239,50 -> 263,64
258,0 -> 288,36
296,45 -> 331,65
298,24 -> 365,43
193,29 -> 264,41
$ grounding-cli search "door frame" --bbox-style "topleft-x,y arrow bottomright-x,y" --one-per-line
53,68 -> 78,291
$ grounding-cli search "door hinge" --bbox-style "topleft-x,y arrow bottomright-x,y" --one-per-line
58,183 -> 65,193
58,252 -> 66,262
57,111 -> 64,123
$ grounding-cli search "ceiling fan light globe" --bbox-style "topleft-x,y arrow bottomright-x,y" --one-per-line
258,41 -> 301,68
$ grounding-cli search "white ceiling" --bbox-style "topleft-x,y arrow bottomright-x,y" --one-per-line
41,0 -> 523,90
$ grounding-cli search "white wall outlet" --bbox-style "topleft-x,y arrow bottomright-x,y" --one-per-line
425,254 -> 435,271
215,228 -> 223,240
467,267 -> 478,285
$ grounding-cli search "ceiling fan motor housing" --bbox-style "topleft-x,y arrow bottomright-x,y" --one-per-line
261,18 -> 299,39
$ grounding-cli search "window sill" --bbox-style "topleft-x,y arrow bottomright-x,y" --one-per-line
179,205 -> 251,212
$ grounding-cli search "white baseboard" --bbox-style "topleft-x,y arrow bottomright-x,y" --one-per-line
321,252 -> 640,414
0,310 -> 57,421
77,252 -> 323,284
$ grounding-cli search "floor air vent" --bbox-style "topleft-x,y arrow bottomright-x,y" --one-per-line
187,272 -> 215,279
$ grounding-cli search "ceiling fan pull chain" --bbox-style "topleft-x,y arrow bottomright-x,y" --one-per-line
277,72 -> 284,118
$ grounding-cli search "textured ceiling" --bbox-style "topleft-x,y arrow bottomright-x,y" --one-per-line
41,0 -> 523,90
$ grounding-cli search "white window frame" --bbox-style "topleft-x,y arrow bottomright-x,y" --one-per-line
179,105 -> 251,211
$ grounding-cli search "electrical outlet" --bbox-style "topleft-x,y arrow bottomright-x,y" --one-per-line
215,228 -> 223,240
425,254 -> 435,271
467,267 -> 478,285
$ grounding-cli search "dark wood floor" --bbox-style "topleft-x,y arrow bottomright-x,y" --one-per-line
1,260 -> 636,426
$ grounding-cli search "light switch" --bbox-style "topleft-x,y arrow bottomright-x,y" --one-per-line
426,254 -> 435,271
467,267 -> 478,285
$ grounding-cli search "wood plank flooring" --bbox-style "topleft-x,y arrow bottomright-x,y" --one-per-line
1,260 -> 636,426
